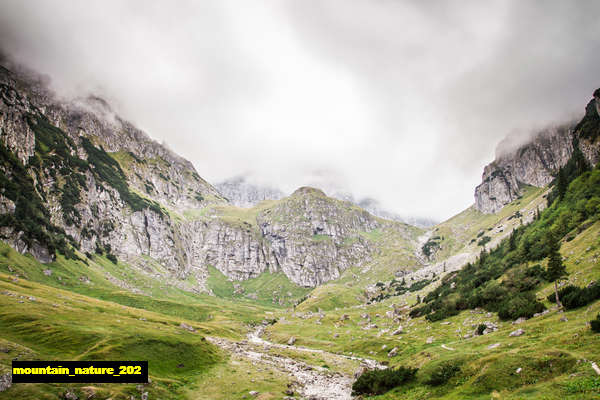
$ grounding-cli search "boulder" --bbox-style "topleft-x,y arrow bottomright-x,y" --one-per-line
0,373 -> 12,392
392,326 -> 403,335
179,322 -> 196,333
63,390 -> 78,400
509,329 -> 525,337
387,347 -> 398,358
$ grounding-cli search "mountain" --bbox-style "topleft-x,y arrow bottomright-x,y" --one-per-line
0,61 -> 420,292
474,91 -> 600,213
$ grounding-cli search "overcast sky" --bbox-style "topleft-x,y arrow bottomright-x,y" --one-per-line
1,0 -> 599,221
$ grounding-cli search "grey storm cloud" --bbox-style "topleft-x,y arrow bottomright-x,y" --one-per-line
0,0 -> 598,221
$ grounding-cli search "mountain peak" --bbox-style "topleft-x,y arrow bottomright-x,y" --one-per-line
291,186 -> 326,197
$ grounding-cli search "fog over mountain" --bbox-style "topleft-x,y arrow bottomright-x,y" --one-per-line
1,0 -> 599,221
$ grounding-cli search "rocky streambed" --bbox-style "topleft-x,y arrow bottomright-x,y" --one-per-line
207,326 -> 385,400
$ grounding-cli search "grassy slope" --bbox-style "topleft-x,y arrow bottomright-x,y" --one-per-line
431,186 -> 547,261
0,272 -> 219,400
206,265 -> 312,307
0,192 -> 597,399
0,244 -> 283,400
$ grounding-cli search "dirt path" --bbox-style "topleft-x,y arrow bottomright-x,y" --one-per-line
207,326 -> 385,400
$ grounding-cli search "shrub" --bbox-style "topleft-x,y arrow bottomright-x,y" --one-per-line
547,283 -> 600,310
478,236 -> 491,247
497,293 -> 545,320
106,253 -> 118,264
425,360 -> 461,386
95,243 -> 104,255
352,367 -> 418,396
408,279 -> 431,292
476,324 -> 487,335
425,307 -> 459,322
591,314 -> 600,333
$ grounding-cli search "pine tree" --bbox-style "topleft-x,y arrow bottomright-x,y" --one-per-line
508,230 -> 517,252
572,139 -> 589,176
557,167 -> 568,201
546,233 -> 567,309
478,248 -> 487,266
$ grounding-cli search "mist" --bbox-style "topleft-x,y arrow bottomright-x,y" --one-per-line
1,0 -> 599,221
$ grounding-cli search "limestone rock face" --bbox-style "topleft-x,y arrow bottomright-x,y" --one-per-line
256,187 -> 380,286
181,217 -> 274,281
474,165 -> 522,214
475,89 -> 600,214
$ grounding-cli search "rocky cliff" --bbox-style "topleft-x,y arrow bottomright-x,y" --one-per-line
257,187 -> 379,287
474,89 -> 600,213
0,61 -> 420,290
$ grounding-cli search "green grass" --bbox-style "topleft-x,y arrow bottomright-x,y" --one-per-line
206,266 -> 311,307
186,356 -> 290,400
206,266 -> 235,298
360,228 -> 384,242
0,272 -> 221,400
312,234 -> 332,241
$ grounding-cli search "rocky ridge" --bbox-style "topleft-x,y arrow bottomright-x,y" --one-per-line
216,175 -> 436,228
474,90 -> 600,213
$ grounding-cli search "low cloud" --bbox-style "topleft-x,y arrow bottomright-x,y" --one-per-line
1,0 -> 598,221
